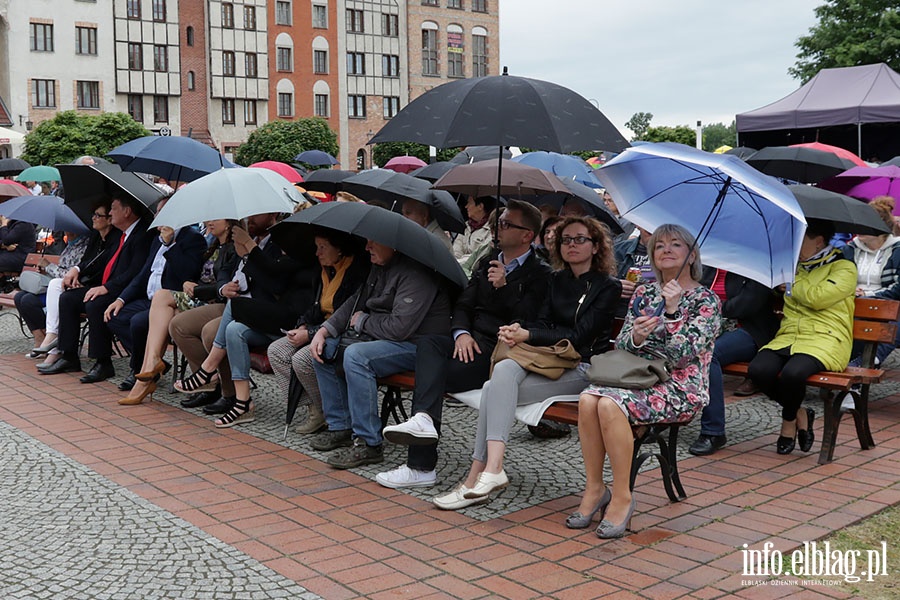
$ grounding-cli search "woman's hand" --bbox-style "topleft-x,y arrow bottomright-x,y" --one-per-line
286,326 -> 310,348
631,315 -> 659,345
310,328 -> 329,363
497,323 -> 528,346
661,279 -> 684,313
183,281 -> 197,297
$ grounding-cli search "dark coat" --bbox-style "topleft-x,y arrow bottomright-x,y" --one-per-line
527,269 -> 622,361
721,272 -> 780,348
118,227 -> 207,304
298,255 -> 371,328
193,242 -> 240,303
0,220 -> 37,272
102,219 -> 155,298
76,228 -> 122,288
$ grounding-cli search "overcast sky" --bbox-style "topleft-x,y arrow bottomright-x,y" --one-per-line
498,0 -> 822,138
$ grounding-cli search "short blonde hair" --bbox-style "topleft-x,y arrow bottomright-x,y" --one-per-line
335,191 -> 363,203
647,223 -> 703,282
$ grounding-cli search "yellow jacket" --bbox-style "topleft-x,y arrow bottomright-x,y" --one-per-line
763,251 -> 856,371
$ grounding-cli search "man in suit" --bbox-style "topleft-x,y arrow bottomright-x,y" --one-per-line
104,199 -> 207,391
41,197 -> 154,382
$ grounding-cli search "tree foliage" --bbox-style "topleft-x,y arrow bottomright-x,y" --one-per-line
371,141 -> 458,167
21,111 -> 149,165
625,112 -> 654,140
790,0 -> 900,83
701,121 -> 737,152
234,118 -> 339,166
643,125 -> 697,146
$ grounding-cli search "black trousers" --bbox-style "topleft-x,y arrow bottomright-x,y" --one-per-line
748,347 -> 824,421
443,330 -> 495,394
407,334 -> 453,472
57,287 -> 116,362
13,291 -> 45,332
107,299 -> 151,372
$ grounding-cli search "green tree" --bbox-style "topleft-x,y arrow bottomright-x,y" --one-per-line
643,125 -> 697,146
371,141 -> 457,167
790,0 -> 900,83
625,112 -> 654,140
21,111 -> 149,165
701,121 -> 737,152
234,118 -> 338,166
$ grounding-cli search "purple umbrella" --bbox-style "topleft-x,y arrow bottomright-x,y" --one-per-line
819,165 -> 900,213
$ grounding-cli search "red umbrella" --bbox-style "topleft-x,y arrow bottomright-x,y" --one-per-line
790,142 -> 867,167
249,161 -> 304,183
0,178 -> 32,202
383,155 -> 427,174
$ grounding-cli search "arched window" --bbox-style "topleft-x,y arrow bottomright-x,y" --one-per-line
421,21 -> 438,75
356,148 -> 367,170
472,26 -> 487,77
187,71 -> 195,90
186,26 -> 194,46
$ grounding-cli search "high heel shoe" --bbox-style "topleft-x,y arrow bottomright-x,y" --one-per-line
596,496 -> 636,539
30,339 -> 58,357
215,398 -> 255,428
174,367 -> 217,393
797,407 -> 816,453
135,359 -> 172,382
119,381 -> 156,405
566,488 -> 612,529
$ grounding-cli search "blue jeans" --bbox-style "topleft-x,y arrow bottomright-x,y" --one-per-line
312,339 -> 417,446
213,301 -> 278,381
700,328 -> 758,436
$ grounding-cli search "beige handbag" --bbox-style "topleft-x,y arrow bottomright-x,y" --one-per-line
490,339 -> 582,380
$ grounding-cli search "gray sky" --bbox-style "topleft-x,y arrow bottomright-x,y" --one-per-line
499,0 -> 822,138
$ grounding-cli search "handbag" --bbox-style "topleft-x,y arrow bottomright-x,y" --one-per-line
587,349 -> 670,389
490,339 -> 582,380
18,270 -> 51,295
322,327 -> 374,376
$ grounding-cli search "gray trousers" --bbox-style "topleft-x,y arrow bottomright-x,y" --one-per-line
267,337 -> 323,411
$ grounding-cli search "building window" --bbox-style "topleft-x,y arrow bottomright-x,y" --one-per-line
243,5 -> 256,30
75,26 -> 97,56
222,3 -> 234,28
126,0 -> 141,19
348,95 -> 366,118
246,53 -> 258,78
31,79 -> 56,108
448,50 -> 463,77
422,29 -> 437,75
472,0 -> 487,12
29,23 -> 54,52
244,100 -> 257,125
313,50 -> 328,74
473,34 -> 487,77
447,28 -> 464,77
152,0 -> 166,21
314,94 -> 328,117
154,45 -> 168,72
356,149 -> 367,170
186,26 -> 194,46
312,4 -> 327,28
154,95 -> 169,122
222,99 -> 235,124
128,43 -> 142,70
346,9 -> 364,33
347,52 -> 365,75
448,0 -> 462,8
278,93 -> 293,117
127,94 -> 143,122
422,0 -> 438,5
187,71 -> 195,90
382,13 -> 399,37
76,80 -> 100,109
383,96 -> 399,118
382,54 -> 399,77
276,47 -> 293,72
276,1 -> 292,25
223,51 -> 235,76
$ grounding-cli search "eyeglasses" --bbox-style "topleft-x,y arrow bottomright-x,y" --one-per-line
92,212 -> 110,219
498,220 -> 530,232
561,235 -> 594,246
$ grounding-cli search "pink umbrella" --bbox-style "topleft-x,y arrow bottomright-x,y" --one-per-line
383,155 -> 427,174
249,161 -> 304,183
819,165 -> 900,213
790,142 -> 868,167
0,178 -> 32,202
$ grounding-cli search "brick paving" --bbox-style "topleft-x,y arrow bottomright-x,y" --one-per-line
0,317 -> 898,598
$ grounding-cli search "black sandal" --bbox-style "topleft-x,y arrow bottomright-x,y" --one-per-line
215,399 -> 255,428
174,367 -> 216,394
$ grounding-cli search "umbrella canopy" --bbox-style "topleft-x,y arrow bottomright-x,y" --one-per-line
0,195 -> 89,233
433,158 -> 570,198
585,156 -> 603,169
294,149 -> 339,166
882,156 -> 900,168
535,178 -> 624,235
746,146 -> 858,184
249,161 -> 304,183
595,142 -> 807,288
818,165 -> 900,205
17,165 -> 61,182
512,151 -> 602,188
0,178 -> 32,202
788,185 -> 890,236
790,142 -> 867,167
0,157 -> 30,177
57,162 -> 165,225
271,202 -> 467,288
713,145 -> 733,154
383,156 -> 427,174
723,146 -> 758,160
107,136 -> 234,183
151,168 -> 302,229
369,71 -> 630,153
409,161 -> 456,182
300,169 -> 355,194
450,146 -> 512,164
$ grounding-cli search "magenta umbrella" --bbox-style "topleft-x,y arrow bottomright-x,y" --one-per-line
383,155 -> 427,174
819,165 -> 900,213
249,161 -> 304,183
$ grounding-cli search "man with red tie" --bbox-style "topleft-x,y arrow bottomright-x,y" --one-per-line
41,197 -> 154,383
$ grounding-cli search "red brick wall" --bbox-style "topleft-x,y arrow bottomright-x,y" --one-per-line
179,0 -> 211,140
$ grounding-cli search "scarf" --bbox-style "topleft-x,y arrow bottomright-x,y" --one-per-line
319,255 -> 354,319
798,245 -> 842,272
467,214 -> 489,232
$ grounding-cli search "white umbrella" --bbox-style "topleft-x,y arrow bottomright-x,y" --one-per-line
151,168 -> 302,229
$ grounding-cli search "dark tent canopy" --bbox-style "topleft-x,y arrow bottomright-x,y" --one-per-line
736,64 -> 900,162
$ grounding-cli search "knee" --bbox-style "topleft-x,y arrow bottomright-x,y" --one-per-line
595,396 -> 621,420
151,289 -> 174,306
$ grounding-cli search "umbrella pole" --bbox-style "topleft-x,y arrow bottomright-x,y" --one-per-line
675,176 -> 732,280
493,146 -> 503,247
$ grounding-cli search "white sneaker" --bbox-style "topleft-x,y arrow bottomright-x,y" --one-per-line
375,464 -> 436,489
383,412 -> 438,446
840,392 -> 856,412
433,483 -> 490,510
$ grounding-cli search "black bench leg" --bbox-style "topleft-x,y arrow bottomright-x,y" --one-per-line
380,385 -> 408,430
628,425 -> 685,503
849,386 -> 876,450
665,425 -> 686,500
818,389 -> 842,465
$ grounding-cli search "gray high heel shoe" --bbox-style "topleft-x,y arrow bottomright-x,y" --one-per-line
596,496 -> 636,539
565,488 -> 611,529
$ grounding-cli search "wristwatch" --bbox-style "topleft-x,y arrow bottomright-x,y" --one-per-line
663,310 -> 682,320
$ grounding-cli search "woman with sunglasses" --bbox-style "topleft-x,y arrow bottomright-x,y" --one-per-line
434,216 -> 621,510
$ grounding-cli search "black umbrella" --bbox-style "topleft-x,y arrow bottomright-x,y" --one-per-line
747,146 -> 858,184
525,179 -> 623,235
294,149 -> 339,166
410,161 -> 456,182
0,157 -> 30,177
788,185 -> 890,235
300,169 -> 355,194
723,147 -> 757,160
450,146 -> 512,164
271,202 -> 467,289
882,156 -> 900,168
57,162 -> 166,225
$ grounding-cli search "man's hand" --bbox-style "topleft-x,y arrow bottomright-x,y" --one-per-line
310,328 -> 329,363
183,281 -> 197,297
104,298 -> 124,322
63,267 -> 80,289
221,281 -> 241,298
84,285 -> 109,302
486,260 -> 507,289
159,226 -> 175,245
349,311 -> 364,329
231,226 -> 257,257
453,333 -> 481,363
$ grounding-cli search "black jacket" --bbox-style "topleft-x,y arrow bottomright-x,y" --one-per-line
118,227 -> 207,304
0,220 -> 37,270
298,255 -> 371,327
193,242 -> 240,303
527,269 -> 622,361
721,272 -> 780,348
76,228 -> 121,287
102,219 -> 155,298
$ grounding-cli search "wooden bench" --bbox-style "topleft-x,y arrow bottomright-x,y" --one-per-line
721,296 -> 900,465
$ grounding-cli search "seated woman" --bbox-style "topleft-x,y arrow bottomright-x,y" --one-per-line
574,224 -> 720,538
748,220 -> 856,455
453,196 -> 496,266
122,219 -> 239,404
433,217 -> 621,510
0,215 -> 37,275
267,229 -> 370,434
535,215 -> 564,269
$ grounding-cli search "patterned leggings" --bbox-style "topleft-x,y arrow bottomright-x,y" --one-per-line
266,336 -> 323,411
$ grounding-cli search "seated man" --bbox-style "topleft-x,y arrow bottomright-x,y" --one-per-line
401,199 -> 453,251
41,197 -> 154,382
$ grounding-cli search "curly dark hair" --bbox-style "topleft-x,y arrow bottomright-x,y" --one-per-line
552,216 -> 616,275
204,219 -> 240,261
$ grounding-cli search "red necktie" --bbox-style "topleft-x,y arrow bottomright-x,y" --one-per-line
101,233 -> 126,285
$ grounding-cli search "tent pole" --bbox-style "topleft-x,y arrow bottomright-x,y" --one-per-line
858,123 -> 862,159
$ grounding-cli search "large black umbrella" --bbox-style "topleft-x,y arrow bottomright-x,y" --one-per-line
747,146 -> 858,184
57,162 -> 166,225
300,169 -> 355,194
0,157 -> 30,177
788,185 -> 890,236
450,146 -> 512,164
723,147 -> 757,160
410,161 -> 456,182
528,178 -> 623,235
